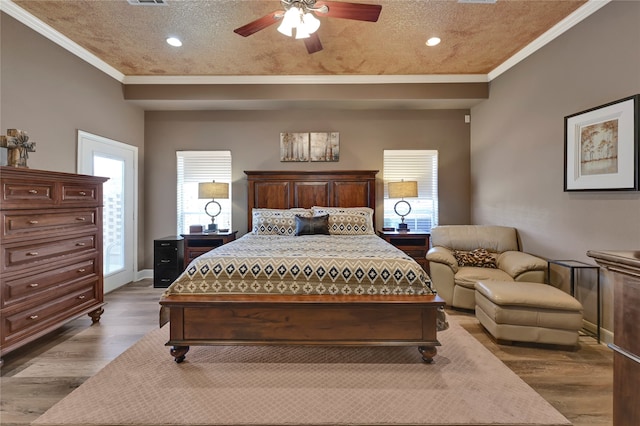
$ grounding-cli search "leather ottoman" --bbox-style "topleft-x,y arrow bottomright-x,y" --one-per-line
475,280 -> 583,347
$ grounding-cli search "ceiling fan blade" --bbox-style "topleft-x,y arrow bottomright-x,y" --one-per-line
315,1 -> 382,22
233,11 -> 283,37
304,33 -> 323,54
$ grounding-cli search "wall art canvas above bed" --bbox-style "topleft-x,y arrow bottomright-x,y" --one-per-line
280,132 -> 339,162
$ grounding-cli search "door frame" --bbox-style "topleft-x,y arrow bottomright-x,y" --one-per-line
77,130 -> 139,293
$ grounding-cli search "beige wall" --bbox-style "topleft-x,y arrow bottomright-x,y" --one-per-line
0,13 -> 146,268
144,109 -> 471,268
470,1 -> 640,338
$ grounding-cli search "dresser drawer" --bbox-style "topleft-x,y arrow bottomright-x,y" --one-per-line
3,234 -> 97,272
61,183 -> 100,204
155,247 -> 181,266
2,258 -> 97,309
2,180 -> 55,205
2,281 -> 99,346
2,209 -> 97,239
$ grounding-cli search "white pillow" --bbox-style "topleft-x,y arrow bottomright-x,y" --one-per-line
311,206 -> 375,235
252,208 -> 312,236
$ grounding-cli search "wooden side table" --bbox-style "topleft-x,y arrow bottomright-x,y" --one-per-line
180,231 -> 237,268
378,230 -> 430,273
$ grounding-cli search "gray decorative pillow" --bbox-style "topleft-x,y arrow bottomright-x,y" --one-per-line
295,214 -> 330,236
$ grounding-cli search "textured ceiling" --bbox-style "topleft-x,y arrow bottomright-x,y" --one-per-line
10,0 -> 589,78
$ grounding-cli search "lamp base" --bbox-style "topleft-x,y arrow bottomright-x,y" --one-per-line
396,223 -> 409,232
207,223 -> 218,232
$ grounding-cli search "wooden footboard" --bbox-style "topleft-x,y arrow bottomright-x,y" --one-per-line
159,293 -> 445,363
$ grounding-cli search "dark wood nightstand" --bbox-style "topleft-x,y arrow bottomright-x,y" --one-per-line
181,231 -> 238,268
378,230 -> 430,273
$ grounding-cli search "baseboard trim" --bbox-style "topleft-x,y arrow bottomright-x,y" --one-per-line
136,269 -> 153,281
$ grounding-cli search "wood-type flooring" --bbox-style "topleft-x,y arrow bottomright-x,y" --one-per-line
0,280 -> 613,426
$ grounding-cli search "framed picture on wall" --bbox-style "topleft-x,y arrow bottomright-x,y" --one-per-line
280,132 -> 309,162
310,132 -> 339,162
564,94 -> 639,191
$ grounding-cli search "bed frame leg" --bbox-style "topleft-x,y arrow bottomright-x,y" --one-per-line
418,346 -> 437,363
170,346 -> 190,363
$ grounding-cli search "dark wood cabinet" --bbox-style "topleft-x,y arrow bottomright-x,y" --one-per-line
181,231 -> 237,268
378,230 -> 430,273
0,167 -> 107,363
153,236 -> 184,288
587,250 -> 640,426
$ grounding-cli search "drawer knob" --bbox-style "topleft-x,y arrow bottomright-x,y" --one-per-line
78,295 -> 86,300
28,220 -> 39,225
29,283 -> 39,288
78,268 -> 86,273
161,259 -> 171,263
27,251 -> 39,256
28,189 -> 38,194
76,217 -> 87,221
79,191 -> 87,196
76,242 -> 87,247
29,315 -> 39,320
160,243 -> 170,246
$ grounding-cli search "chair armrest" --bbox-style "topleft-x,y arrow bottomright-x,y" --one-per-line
426,246 -> 459,273
497,251 -> 547,278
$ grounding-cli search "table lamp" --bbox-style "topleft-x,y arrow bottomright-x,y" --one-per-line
387,180 -> 418,231
198,181 -> 229,232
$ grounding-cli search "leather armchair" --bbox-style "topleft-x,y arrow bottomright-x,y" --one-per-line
426,225 -> 547,309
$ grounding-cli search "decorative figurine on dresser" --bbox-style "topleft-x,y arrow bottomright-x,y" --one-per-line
0,166 -> 108,364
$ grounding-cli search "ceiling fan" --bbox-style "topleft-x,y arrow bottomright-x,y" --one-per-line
233,0 -> 382,54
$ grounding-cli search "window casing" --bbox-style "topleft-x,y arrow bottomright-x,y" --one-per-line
176,151 -> 232,235
383,150 -> 438,232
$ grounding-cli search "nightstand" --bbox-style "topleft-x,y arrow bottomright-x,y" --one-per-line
153,236 -> 184,288
378,230 -> 430,273
181,231 -> 238,268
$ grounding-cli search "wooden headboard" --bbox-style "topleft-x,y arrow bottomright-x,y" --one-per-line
245,170 -> 378,231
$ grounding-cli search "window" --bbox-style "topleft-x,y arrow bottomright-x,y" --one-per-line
176,151 -> 232,235
383,150 -> 438,232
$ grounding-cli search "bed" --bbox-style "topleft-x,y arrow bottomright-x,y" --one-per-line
159,170 -> 447,363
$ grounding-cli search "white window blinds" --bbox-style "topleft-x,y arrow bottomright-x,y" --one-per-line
176,151 -> 232,235
383,150 -> 438,232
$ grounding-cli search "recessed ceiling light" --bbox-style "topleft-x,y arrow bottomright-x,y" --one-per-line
426,37 -> 441,47
166,37 -> 182,47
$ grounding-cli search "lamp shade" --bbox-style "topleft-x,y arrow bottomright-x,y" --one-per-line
388,180 -> 418,198
198,182 -> 229,199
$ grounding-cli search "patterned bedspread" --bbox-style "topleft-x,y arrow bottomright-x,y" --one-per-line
163,234 -> 435,296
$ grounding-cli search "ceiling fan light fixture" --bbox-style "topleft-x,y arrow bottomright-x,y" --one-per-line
303,12 -> 320,34
277,6 -> 300,36
278,3 -> 320,39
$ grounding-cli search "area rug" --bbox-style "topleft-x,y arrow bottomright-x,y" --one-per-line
33,317 -> 570,426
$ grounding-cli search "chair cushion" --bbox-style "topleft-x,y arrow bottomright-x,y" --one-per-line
454,267 -> 513,289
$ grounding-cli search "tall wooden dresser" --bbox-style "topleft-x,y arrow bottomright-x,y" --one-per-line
587,250 -> 640,426
0,167 -> 108,363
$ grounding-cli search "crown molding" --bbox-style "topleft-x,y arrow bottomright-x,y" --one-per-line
488,0 -> 611,80
0,0 -> 125,81
120,74 -> 489,85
